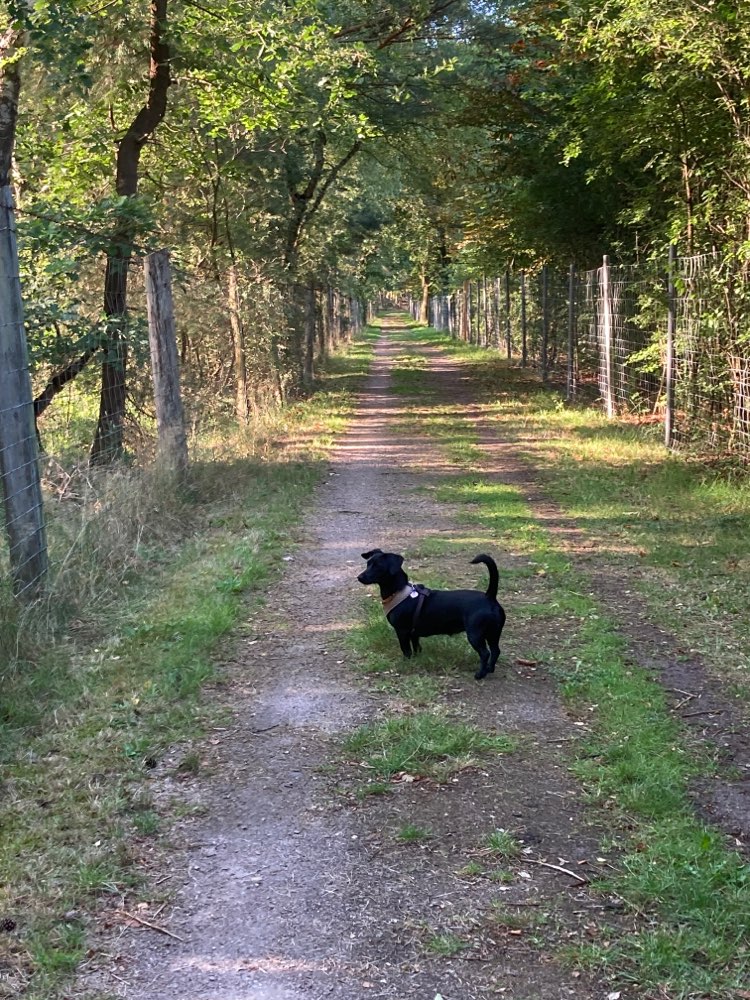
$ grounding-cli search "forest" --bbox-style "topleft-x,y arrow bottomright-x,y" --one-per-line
2,3 -> 750,1000
2,0 -> 748,463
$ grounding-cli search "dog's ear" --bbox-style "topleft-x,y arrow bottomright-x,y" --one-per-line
385,553 -> 404,573
361,549 -> 383,560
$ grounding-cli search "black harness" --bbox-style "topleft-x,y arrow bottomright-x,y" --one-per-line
387,583 -> 432,637
410,584 -> 432,635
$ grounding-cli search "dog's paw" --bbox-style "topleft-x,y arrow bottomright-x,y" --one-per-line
474,668 -> 488,681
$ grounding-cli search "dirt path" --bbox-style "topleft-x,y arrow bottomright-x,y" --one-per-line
81,322 -> 627,1000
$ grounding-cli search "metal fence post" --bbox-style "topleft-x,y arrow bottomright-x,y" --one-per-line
601,254 -> 616,417
665,244 -> 676,448
0,185 -> 47,595
567,263 -> 576,400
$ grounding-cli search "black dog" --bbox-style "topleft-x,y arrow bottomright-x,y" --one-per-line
357,550 -> 505,680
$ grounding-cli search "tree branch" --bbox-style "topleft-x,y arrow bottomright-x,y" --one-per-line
34,345 -> 99,419
115,0 -> 171,197
333,0 -> 461,49
307,140 -> 362,222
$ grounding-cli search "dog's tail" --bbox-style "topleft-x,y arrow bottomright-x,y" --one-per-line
470,554 -> 499,602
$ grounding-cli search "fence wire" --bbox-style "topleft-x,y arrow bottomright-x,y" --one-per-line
421,252 -> 750,461
3,214 -> 365,597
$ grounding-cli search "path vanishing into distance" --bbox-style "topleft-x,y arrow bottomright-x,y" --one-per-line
80,316 -> 750,1000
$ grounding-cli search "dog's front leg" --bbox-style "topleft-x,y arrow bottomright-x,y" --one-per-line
411,636 -> 421,655
397,631 -> 413,658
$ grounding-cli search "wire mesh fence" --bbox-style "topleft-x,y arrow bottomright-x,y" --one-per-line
420,251 -> 750,461
1,208 -> 366,598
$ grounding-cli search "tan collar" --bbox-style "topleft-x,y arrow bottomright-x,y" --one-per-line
382,584 -> 415,616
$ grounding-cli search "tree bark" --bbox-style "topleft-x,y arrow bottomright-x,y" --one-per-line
0,20 -> 24,186
90,0 -> 171,465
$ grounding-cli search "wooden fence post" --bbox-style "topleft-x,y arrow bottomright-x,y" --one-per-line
303,283 -> 316,388
601,254 -> 616,417
0,185 -> 47,596
540,265 -> 549,382
665,244 -> 676,447
567,263 -> 576,400
520,271 -> 528,367
482,275 -> 489,346
505,269 -> 512,359
227,263 -> 250,424
144,249 -> 189,477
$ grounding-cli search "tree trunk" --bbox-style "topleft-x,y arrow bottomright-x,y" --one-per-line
90,0 -> 171,465
0,20 -> 24,186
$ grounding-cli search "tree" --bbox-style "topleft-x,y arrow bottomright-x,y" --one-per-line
89,0 -> 171,464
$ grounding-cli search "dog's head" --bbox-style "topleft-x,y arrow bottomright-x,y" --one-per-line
357,549 -> 404,586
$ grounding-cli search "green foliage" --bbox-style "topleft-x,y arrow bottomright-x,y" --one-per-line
11,0 -> 750,389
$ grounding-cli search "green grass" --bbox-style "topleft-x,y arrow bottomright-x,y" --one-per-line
456,861 -> 484,878
489,901 -> 546,930
424,932 -> 467,957
395,674 -> 444,706
355,780 -> 391,800
343,711 -> 515,780
396,823 -> 432,843
379,316 -> 750,997
486,828 -> 522,858
0,329 -> 376,999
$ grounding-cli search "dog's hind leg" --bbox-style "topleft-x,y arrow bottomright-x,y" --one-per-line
468,633 -> 492,680
486,637 -> 500,675
411,636 -> 422,655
